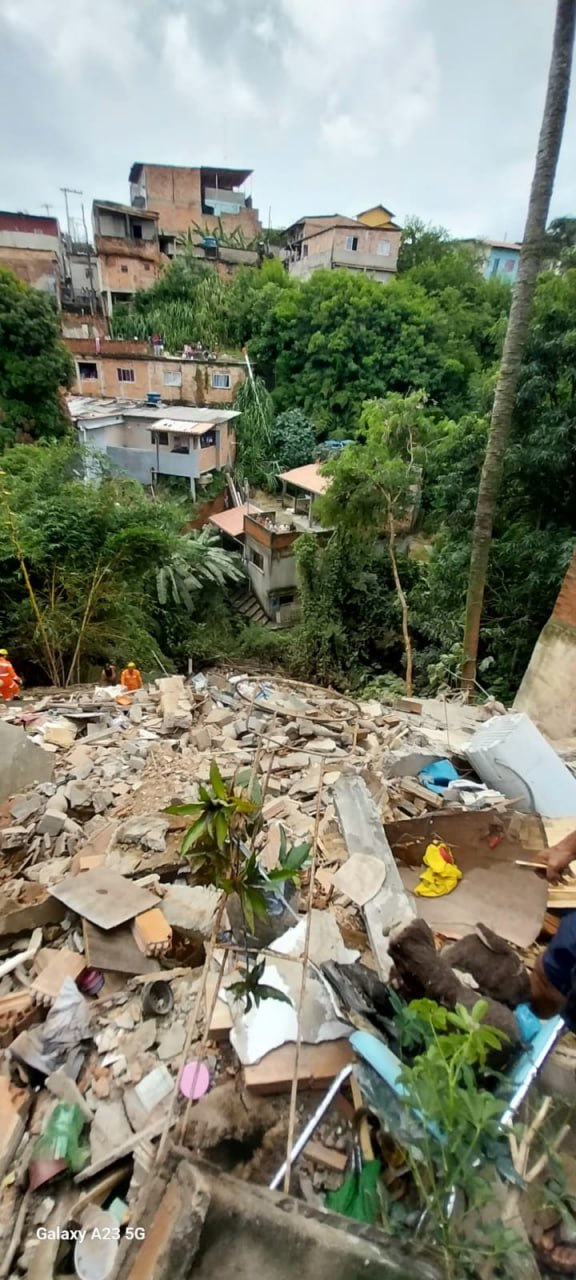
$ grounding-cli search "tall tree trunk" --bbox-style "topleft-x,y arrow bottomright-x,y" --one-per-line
388,515 -> 413,696
461,0 -> 576,694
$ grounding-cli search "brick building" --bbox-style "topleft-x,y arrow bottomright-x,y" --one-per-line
67,337 -> 245,406
284,205 -> 402,283
92,201 -> 161,315
0,211 -> 65,302
129,163 -> 262,243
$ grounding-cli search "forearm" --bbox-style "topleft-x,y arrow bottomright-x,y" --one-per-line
550,830 -> 576,869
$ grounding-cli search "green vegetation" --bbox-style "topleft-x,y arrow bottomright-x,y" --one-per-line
0,268 -> 73,447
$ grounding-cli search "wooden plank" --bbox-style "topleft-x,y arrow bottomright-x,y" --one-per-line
74,1119 -> 171,1184
84,920 -> 160,976
244,1039 -> 354,1095
50,868 -> 156,930
304,1140 -> 347,1173
398,777 -> 443,809
333,776 -> 416,981
31,948 -> 86,1000
543,818 -> 576,848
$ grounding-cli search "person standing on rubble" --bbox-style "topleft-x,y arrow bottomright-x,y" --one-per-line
531,830 -> 576,1020
99,661 -> 117,687
120,662 -> 143,692
0,648 -> 21,701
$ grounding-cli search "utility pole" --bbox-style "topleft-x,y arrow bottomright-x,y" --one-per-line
60,186 -> 82,240
41,203 -> 54,217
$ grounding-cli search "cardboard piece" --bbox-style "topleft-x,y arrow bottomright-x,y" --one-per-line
386,809 -> 548,947
50,868 -> 156,930
244,1038 -> 354,1095
83,920 -> 161,976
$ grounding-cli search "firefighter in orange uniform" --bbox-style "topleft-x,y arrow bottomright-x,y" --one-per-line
0,649 -> 21,701
120,662 -> 143,692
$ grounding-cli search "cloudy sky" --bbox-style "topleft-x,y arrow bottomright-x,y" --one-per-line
0,0 -> 574,241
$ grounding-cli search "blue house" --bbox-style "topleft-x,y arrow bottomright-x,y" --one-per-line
481,240 -> 522,283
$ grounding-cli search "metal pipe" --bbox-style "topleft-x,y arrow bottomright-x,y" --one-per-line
269,1064 -> 353,1190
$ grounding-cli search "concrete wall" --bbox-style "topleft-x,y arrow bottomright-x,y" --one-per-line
484,246 -> 520,284
105,445 -> 157,485
136,164 -> 262,238
514,549 -> 576,739
245,531 -> 298,617
288,222 -> 401,282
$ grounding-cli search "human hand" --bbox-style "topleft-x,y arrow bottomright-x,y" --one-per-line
546,841 -> 575,883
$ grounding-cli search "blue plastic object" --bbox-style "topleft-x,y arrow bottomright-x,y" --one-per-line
418,759 -> 460,795
514,1002 -> 542,1044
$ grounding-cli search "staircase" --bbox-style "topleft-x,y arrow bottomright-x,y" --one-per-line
232,589 -> 282,630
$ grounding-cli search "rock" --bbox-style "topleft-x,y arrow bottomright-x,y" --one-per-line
129,703 -> 143,725
37,809 -> 66,836
27,856 -> 72,885
385,747 -> 446,778
157,1023 -> 186,1061
90,1100 -> 133,1163
47,788 -> 69,814
71,760 -> 94,781
0,826 -> 30,852
63,816 -> 84,837
117,815 -> 170,853
112,781 -> 129,797
206,706 -> 236,728
93,788 -> 114,813
42,718 -> 78,748
297,719 -> 316,738
161,884 -> 219,935
158,675 -> 193,734
127,755 -> 146,771
121,1019 -> 157,1060
189,726 -> 211,752
65,781 -> 93,810
38,781 -> 57,798
0,721 -> 54,804
10,793 -> 42,823
359,699 -> 384,721
272,752 -> 311,772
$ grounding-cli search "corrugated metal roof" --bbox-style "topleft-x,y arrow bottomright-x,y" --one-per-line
209,503 -> 261,538
278,463 -> 330,496
123,406 -> 239,423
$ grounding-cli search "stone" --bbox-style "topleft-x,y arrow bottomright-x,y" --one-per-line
129,703 -> 143,725
37,809 -> 66,836
297,719 -> 316,738
158,675 -> 193,734
189,726 -> 211,752
161,884 -> 219,935
0,825 -> 30,852
121,1019 -> 157,1060
47,788 -> 69,814
157,1023 -> 186,1061
38,781 -> 57,798
27,856 -> 72,885
117,815 -> 170,853
206,706 -> 236,728
42,718 -> 78,749
90,1100 -> 133,1164
63,816 -> 84,836
72,760 -> 94,781
10,793 -> 42,823
65,781 -> 93,810
0,721 -> 54,804
128,755 -> 146,771
93,788 -> 114,813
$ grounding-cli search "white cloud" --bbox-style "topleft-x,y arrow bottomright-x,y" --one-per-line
0,0 -> 142,77
321,114 -> 375,159
160,12 -> 264,121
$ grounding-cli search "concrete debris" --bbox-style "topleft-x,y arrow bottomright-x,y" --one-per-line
0,668 -> 565,1271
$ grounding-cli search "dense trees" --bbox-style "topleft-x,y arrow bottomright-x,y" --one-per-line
0,269 -> 73,447
0,442 -> 244,685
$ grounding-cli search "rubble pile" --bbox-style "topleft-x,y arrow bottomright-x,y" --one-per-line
0,670 -> 574,1277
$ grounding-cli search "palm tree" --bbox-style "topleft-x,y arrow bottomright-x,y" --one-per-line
156,527 -> 244,613
461,0 -> 576,694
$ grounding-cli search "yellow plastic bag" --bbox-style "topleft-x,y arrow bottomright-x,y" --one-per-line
414,842 -> 462,898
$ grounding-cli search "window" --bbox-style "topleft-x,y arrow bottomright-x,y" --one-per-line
78,361 -> 98,380
120,264 -> 129,273
132,224 -> 143,240
345,236 -> 359,251
117,368 -> 135,383
154,431 -> 169,446
200,430 -> 216,448
503,259 -> 515,273
302,244 -> 308,258
490,257 -> 501,277
163,370 -> 182,387
211,372 -> 231,389
250,548 -> 264,571
377,239 -> 391,256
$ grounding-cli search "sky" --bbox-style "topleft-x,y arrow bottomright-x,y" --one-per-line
0,0 -> 574,242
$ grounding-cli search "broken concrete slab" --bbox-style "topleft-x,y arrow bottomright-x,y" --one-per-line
157,1023 -> 186,1061
117,815 -> 170,853
160,884 -> 219,936
158,675 -> 193,733
10,792 -> 43,823
42,718 -> 78,748
0,721 -> 54,804
0,825 -> 30,852
90,1100 -> 133,1164
36,809 -> 66,837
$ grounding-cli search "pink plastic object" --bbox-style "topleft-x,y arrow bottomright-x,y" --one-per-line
178,1060 -> 210,1100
